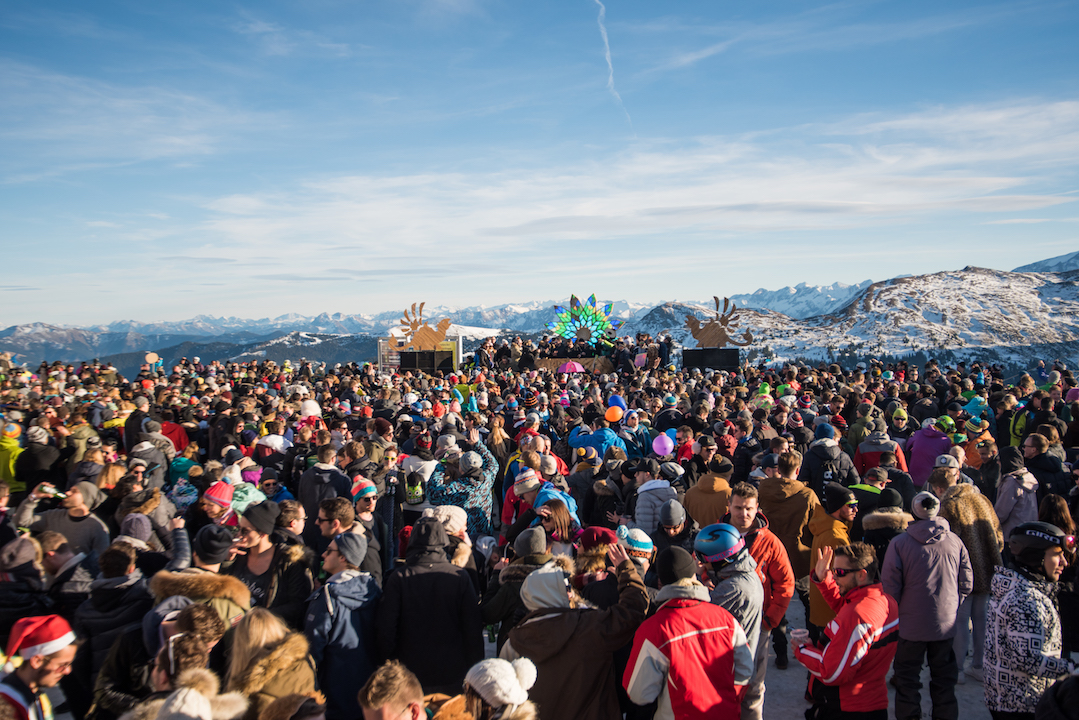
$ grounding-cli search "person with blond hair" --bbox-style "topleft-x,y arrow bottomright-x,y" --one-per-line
226,608 -> 317,720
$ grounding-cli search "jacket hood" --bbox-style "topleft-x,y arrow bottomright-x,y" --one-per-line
118,488 -> 163,519
89,570 -> 146,611
405,518 -> 450,565
150,568 -> 252,610
713,551 -> 758,579
170,668 -> 249,720
861,507 -> 913,532
1007,470 -> 1039,492
499,554 -> 557,585
131,441 -> 157,454
809,438 -> 840,456
320,570 -> 380,612
906,516 -> 952,544
655,577 -> 711,603
637,478 -> 672,494
520,560 -> 573,611
591,478 -> 618,497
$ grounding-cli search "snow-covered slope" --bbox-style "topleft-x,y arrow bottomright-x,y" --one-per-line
1014,251 -> 1079,274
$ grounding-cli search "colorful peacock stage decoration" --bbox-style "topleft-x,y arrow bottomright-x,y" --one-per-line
547,294 -> 624,345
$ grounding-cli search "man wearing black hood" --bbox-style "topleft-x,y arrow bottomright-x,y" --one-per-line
375,517 -> 482,695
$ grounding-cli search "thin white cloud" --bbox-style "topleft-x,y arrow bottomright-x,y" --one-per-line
647,2 -> 1041,72
593,0 -> 632,126
181,98 -> 1077,259
0,61 -> 254,182
232,13 -> 352,57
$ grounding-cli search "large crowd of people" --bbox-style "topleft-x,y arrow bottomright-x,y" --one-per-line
0,346 -> 1077,720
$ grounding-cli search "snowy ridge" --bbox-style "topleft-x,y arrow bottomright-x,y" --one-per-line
1014,251 -> 1079,274
4,262 -> 1079,369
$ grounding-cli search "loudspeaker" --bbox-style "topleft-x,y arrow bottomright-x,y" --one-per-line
683,348 -> 740,372
399,351 -> 454,373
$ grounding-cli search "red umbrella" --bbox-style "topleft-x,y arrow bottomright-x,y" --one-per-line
557,361 -> 585,373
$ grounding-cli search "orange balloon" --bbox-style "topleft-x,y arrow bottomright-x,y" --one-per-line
605,406 -> 624,423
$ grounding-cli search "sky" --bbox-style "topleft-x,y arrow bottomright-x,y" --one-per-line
2,0 -> 1078,327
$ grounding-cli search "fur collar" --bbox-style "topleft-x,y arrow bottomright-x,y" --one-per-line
233,632 -> 311,696
150,568 -> 251,609
861,507 -> 913,532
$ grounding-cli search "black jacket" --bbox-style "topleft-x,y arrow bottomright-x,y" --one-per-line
0,563 -> 51,646
74,572 -> 154,677
732,436 -> 763,486
47,552 -> 99,620
376,519 -> 483,695
1027,452 -> 1070,501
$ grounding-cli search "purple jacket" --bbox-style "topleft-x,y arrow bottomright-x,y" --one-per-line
881,516 -> 973,642
905,427 -> 952,486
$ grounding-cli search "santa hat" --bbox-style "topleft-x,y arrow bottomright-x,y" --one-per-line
5,615 -> 76,670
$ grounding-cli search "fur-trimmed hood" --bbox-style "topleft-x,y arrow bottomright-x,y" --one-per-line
232,632 -> 312,696
591,478 -> 619,497
117,487 -> 163,520
150,568 -> 251,609
861,507 -> 913,532
120,669 -> 248,720
499,553 -> 556,585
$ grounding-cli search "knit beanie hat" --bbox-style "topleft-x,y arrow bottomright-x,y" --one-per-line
334,532 -> 368,568
814,423 -> 836,440
74,481 -> 103,510
513,527 -> 547,558
830,414 -> 848,429
663,395 -> 677,407
911,491 -> 940,520
192,524 -> 234,564
824,482 -> 856,514
120,513 -> 154,543
655,546 -> 697,585
578,526 -> 619,551
787,413 -> 804,429
892,408 -> 908,421
2,423 -> 21,439
424,505 -> 467,536
513,468 -> 541,495
351,478 -> 378,500
243,501 -> 280,536
616,525 -> 654,558
877,488 -> 903,510
465,658 -> 536,710
965,417 -> 989,435
25,426 -> 48,444
660,499 -> 686,527
203,481 -> 234,509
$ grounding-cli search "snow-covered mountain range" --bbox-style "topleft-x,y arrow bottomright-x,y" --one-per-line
4,260 -> 1079,374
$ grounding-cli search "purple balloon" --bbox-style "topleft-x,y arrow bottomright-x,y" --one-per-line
652,433 -> 674,456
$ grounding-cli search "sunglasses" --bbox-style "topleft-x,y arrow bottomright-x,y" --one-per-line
832,567 -> 862,577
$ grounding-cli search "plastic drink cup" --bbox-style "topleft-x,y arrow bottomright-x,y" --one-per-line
791,628 -> 810,643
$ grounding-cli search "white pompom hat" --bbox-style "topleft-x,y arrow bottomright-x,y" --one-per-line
464,657 -> 537,709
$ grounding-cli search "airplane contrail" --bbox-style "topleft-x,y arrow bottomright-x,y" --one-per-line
593,0 -> 633,126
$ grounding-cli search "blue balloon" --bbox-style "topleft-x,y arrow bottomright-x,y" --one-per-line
665,428 -> 677,442
608,394 -> 627,411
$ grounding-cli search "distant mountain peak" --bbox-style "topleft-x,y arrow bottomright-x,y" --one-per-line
1014,251 -> 1079,274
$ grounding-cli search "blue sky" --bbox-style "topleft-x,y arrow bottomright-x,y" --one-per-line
2,0 -> 1078,326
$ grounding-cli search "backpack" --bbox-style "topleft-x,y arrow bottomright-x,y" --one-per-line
405,474 -> 426,506
820,455 -> 843,484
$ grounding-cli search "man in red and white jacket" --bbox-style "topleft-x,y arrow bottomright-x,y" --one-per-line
623,546 -> 753,720
793,543 -> 899,720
